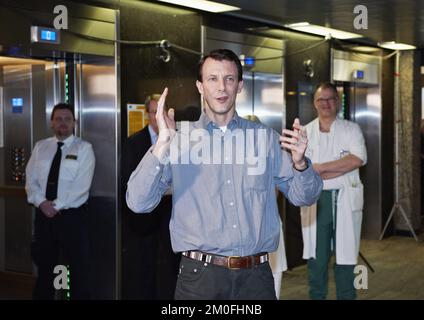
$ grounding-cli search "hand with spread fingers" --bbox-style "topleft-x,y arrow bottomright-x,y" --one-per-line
280,118 -> 308,171
152,87 -> 176,159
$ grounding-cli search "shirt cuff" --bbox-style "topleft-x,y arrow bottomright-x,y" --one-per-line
34,195 -> 47,208
145,146 -> 166,173
292,157 -> 314,176
53,200 -> 65,211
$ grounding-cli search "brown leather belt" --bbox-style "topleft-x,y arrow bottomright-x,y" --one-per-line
182,250 -> 268,270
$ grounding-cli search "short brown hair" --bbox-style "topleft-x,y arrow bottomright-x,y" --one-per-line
314,82 -> 339,100
51,103 -> 75,120
197,49 -> 243,82
144,94 -> 162,113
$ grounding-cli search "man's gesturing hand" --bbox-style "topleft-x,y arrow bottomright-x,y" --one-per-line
152,87 -> 176,160
280,118 -> 308,171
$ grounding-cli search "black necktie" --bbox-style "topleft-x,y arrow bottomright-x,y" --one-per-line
46,141 -> 64,201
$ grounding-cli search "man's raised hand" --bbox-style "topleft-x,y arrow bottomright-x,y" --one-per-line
280,118 -> 308,171
153,87 -> 176,159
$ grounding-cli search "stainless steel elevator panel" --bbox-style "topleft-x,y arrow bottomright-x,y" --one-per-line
3,65 -> 32,182
80,61 -> 118,198
45,62 -> 66,131
202,26 -> 284,74
2,65 -> 33,273
332,49 -> 383,239
237,72 -> 253,118
253,73 -> 284,133
333,58 -> 379,84
351,84 -> 382,239
78,56 -> 118,299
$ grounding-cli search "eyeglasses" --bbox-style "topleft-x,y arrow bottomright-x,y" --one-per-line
315,97 -> 337,104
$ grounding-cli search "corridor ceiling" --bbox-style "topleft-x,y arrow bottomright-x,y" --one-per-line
213,0 -> 424,49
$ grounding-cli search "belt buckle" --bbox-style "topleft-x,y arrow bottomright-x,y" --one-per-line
227,256 -> 240,270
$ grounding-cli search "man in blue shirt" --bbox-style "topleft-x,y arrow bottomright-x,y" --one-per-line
127,49 -> 322,300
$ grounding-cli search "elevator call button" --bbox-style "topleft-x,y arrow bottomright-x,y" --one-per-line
353,70 -> 364,80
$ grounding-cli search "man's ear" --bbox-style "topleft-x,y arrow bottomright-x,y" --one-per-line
196,80 -> 203,95
313,101 -> 319,112
237,80 -> 244,94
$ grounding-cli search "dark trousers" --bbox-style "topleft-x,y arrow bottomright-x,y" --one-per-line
31,206 -> 90,300
122,196 -> 181,299
134,230 -> 181,299
175,256 -> 277,300
307,190 -> 356,300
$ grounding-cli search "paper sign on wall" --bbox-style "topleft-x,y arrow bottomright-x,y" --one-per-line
127,103 -> 149,137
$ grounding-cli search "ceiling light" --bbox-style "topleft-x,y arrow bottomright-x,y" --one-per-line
377,41 -> 416,50
158,0 -> 240,13
284,22 -> 363,40
348,46 -> 380,53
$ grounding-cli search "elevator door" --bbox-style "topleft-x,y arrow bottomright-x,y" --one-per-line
0,55 -> 119,301
0,58 -> 57,274
238,72 -> 284,132
335,81 -> 383,239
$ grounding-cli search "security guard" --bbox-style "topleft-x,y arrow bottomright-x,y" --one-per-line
25,103 -> 95,300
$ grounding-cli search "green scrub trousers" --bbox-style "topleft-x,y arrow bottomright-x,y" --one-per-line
307,190 -> 356,300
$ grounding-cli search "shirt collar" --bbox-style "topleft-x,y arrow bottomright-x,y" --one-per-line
194,111 -> 240,132
148,125 -> 159,145
148,124 -> 158,138
55,134 -> 75,147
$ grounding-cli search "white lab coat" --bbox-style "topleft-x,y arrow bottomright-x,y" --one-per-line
268,216 -> 287,299
269,216 -> 288,273
300,118 -> 367,265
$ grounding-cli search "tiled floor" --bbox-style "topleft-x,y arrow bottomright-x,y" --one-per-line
2,235 -> 424,300
280,235 -> 424,300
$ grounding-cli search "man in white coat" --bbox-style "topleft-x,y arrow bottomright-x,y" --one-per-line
300,83 -> 366,300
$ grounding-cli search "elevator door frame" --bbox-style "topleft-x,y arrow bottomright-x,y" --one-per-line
0,50 -> 120,299
332,48 -> 384,239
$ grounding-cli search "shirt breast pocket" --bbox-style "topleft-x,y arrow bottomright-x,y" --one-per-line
60,159 -> 79,181
35,162 -> 49,180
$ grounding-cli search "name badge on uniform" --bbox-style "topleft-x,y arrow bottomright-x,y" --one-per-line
65,154 -> 78,160
339,149 -> 350,159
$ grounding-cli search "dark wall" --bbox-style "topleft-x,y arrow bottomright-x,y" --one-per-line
202,13 -> 265,34
380,51 -> 395,235
0,0 -> 115,58
284,32 -> 331,127
282,32 -> 331,269
118,1 -> 201,299
120,1 -> 202,134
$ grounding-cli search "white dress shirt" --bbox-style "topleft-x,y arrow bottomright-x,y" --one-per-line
148,124 -> 158,145
25,135 -> 95,210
